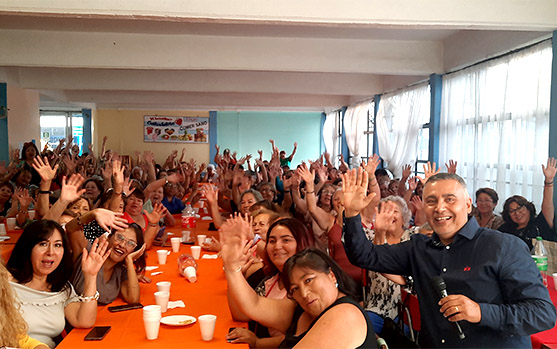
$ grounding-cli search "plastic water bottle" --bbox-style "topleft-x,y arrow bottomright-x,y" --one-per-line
181,203 -> 196,236
531,236 -> 549,287
178,254 -> 198,283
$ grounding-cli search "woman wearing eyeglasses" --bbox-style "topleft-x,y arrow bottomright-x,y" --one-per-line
499,157 -> 557,249
66,208 -> 146,305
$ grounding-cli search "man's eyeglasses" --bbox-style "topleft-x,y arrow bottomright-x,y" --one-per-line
114,233 -> 138,250
508,205 -> 526,215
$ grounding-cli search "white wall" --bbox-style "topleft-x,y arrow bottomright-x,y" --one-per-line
7,85 -> 40,151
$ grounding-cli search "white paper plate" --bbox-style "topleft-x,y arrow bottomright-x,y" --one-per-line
160,315 -> 196,326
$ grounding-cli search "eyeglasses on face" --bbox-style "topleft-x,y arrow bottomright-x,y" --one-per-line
114,233 -> 138,249
508,205 -> 526,215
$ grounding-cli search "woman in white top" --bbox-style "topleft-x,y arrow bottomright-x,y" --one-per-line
6,219 -> 109,347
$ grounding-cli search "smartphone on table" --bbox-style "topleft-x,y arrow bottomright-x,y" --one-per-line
84,326 -> 111,340
108,303 -> 143,312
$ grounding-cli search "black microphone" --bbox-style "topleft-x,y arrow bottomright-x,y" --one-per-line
431,276 -> 466,340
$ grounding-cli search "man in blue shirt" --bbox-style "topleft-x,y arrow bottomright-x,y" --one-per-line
342,169 -> 556,347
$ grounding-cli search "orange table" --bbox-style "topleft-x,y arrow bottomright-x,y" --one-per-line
59,243 -> 246,348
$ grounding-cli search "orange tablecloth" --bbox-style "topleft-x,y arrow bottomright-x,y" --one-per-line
531,279 -> 557,349
59,240 -> 246,348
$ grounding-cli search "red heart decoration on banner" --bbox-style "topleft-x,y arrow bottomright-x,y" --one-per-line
176,119 -> 182,125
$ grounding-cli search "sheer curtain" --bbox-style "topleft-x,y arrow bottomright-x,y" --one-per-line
376,83 -> 430,177
344,99 -> 373,168
323,110 -> 341,167
439,41 -> 552,211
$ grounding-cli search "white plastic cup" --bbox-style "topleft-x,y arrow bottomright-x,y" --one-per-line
196,234 -> 207,246
6,218 -> 16,231
552,273 -> 557,290
157,250 -> 168,264
191,246 -> 201,260
198,314 -> 217,341
143,305 -> 162,336
28,210 -> 35,220
154,291 -> 170,313
181,230 -> 191,242
170,237 -> 181,253
156,281 -> 171,293
0,223 -> 6,235
205,237 -> 212,244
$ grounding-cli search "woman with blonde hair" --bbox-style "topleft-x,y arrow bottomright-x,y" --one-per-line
0,261 -> 47,349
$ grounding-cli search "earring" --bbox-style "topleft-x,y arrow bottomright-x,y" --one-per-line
335,282 -> 338,288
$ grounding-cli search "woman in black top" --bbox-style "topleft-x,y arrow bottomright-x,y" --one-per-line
222,229 -> 377,349
499,157 -> 557,249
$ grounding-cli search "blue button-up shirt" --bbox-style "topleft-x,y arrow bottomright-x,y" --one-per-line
343,215 -> 556,348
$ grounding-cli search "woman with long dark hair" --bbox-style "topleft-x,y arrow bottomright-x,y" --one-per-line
7,220 -> 109,347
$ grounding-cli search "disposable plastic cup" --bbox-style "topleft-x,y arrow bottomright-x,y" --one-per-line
181,230 -> 191,242
144,318 -> 161,340
28,210 -> 35,220
0,223 -> 6,235
143,304 -> 162,315
170,237 -> 181,253
198,314 -> 217,341
156,281 -> 171,293
154,291 -> 170,312
196,235 -> 207,246
6,218 -> 16,230
157,250 -> 168,264
191,246 -> 201,260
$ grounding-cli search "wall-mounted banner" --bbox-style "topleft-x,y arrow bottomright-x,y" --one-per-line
144,115 -> 208,143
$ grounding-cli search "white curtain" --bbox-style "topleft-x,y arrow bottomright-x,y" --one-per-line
376,83 -> 430,177
439,41 -> 552,211
323,110 -> 340,167
344,99 -> 373,168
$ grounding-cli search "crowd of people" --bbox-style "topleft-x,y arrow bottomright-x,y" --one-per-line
0,135 -> 556,348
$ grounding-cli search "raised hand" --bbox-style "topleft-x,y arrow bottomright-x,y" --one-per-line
257,149 -> 263,159
341,168 -> 376,217
363,154 -> 380,176
418,161 -> 440,184
401,164 -> 412,180
408,176 -> 419,191
445,159 -> 458,174
93,208 -> 128,232
410,195 -> 424,213
374,201 -> 398,234
14,188 -> 33,208
542,157 -> 557,182
32,156 -> 59,182
60,174 -> 86,204
297,163 -> 315,188
112,158 -> 125,187
81,237 -> 111,277
145,203 -> 167,224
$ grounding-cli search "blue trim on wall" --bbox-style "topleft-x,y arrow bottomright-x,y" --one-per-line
549,31 -> 557,214
340,106 -> 349,163
320,112 -> 326,154
82,109 -> 92,152
373,94 -> 381,157
429,74 -> 442,165
0,83 -> 7,162
209,111 -> 218,165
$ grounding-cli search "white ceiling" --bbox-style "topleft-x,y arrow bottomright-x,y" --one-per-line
0,1 -> 554,112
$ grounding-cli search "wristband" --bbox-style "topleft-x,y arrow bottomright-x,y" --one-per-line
544,181 -> 554,186
148,222 -> 159,227
223,265 -> 242,273
306,191 -> 315,194
38,190 -> 52,195
78,291 -> 99,302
